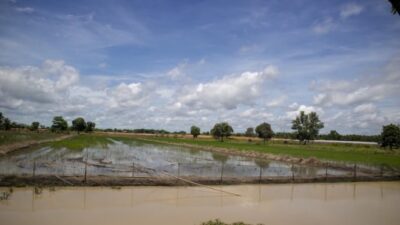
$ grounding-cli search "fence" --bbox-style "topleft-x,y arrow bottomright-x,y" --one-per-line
1,156 -> 399,185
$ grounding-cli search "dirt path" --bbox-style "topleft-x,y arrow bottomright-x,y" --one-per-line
0,134 -> 75,155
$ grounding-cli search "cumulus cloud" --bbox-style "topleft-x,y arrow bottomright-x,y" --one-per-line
312,57 -> 400,107
340,3 -> 363,19
285,104 -> 324,119
0,60 -> 79,107
175,65 -> 278,110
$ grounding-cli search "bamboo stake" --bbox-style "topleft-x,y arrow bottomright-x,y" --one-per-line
160,171 -> 240,197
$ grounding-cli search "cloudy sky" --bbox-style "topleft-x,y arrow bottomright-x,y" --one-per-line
0,0 -> 399,134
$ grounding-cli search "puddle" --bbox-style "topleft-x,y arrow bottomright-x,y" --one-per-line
0,182 -> 399,225
0,138 -> 351,178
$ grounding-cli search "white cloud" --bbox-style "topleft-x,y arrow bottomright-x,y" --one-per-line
0,60 -> 79,107
167,62 -> 187,79
286,104 -> 324,119
312,57 -> 400,107
340,3 -> 363,19
353,103 -> 377,114
312,17 -> 336,34
176,65 -> 278,110
266,95 -> 287,107
15,7 -> 34,13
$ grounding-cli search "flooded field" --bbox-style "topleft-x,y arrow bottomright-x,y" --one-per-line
0,182 -> 399,225
0,138 -> 352,179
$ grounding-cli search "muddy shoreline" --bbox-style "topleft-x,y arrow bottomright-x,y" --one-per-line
1,174 -> 400,187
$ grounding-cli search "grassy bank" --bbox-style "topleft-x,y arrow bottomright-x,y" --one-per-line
139,136 -> 400,168
0,131 -> 64,146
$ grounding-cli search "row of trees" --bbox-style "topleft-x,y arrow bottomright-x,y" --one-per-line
50,116 -> 95,133
0,112 -> 42,131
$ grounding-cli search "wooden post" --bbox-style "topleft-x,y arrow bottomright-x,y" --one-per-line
259,166 -> 262,184
291,164 -> 295,181
32,160 -> 36,178
132,162 -> 135,178
176,163 -> 180,183
325,165 -> 328,180
220,162 -> 224,184
84,161 -> 87,183
353,164 -> 357,180
84,151 -> 88,183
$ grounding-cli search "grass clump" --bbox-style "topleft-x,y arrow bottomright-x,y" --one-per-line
51,134 -> 112,150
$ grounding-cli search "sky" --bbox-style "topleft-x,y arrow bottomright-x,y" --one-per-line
0,0 -> 399,134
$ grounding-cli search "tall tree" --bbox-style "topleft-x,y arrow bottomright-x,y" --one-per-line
31,122 -> 40,132
327,130 -> 341,140
210,122 -> 234,142
51,116 -> 68,132
380,124 -> 400,150
291,111 -> 324,144
255,122 -> 274,144
245,127 -> 255,137
85,121 -> 96,132
72,117 -> 86,134
190,125 -> 200,138
388,0 -> 400,15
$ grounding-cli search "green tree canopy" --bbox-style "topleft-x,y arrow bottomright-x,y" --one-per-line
190,125 -> 201,138
380,124 -> 400,150
327,130 -> 341,140
291,111 -> 324,144
72,117 -> 86,133
255,122 -> 274,144
210,122 -> 234,142
31,122 -> 40,131
245,127 -> 255,137
85,121 -> 96,132
51,116 -> 68,132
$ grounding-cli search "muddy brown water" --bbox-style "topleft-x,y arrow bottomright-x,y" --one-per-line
0,182 -> 399,225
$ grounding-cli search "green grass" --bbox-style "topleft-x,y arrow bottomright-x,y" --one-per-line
50,134 -> 113,150
141,136 -> 400,168
0,130 -> 64,146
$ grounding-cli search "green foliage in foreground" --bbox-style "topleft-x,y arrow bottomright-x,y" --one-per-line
144,136 -> 400,168
201,219 -> 263,225
50,134 -> 112,150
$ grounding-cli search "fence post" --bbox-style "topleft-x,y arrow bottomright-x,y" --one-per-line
32,160 -> 36,178
291,164 -> 294,182
84,151 -> 88,183
325,165 -> 328,181
380,164 -> 384,177
132,162 -> 135,178
353,164 -> 357,180
176,163 -> 180,183
220,162 -> 224,184
259,166 -> 262,183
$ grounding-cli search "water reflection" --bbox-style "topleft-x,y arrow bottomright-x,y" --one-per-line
0,138 -> 351,178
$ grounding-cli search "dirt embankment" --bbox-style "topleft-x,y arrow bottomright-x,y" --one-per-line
1,174 -> 400,187
0,134 -> 75,155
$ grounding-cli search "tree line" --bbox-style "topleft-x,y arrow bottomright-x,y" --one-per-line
1,111 -> 399,149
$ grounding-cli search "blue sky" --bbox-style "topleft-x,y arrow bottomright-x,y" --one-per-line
0,0 -> 399,134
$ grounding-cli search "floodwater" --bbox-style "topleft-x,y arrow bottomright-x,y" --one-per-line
0,182 -> 399,225
0,138 -> 351,178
